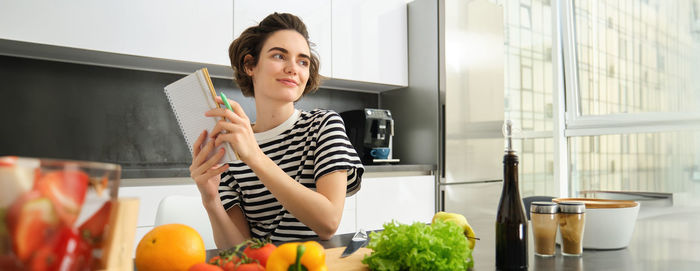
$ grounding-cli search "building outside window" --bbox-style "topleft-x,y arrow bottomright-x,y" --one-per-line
501,0 -> 700,205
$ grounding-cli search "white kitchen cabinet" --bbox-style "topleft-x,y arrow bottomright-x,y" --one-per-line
0,0 -> 232,66
118,181 -> 201,254
119,178 -> 358,252
233,0 -> 332,77
331,0 -> 408,86
356,175 -> 436,231
233,0 -> 407,88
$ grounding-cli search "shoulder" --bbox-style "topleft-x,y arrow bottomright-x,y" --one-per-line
299,109 -> 343,126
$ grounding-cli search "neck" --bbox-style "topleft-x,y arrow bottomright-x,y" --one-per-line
252,99 -> 295,133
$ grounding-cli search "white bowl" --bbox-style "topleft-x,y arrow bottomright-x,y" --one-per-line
554,198 -> 640,250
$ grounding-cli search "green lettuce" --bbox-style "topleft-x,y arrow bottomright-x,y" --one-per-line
361,220 -> 474,271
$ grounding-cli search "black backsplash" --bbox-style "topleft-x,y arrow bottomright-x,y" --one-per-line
0,55 -> 377,178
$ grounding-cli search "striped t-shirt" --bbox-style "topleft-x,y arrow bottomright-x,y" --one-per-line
218,109 -> 364,241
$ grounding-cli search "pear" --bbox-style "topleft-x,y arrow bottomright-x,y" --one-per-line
432,211 -> 477,250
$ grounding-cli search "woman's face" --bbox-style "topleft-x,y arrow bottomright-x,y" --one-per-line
247,30 -> 311,104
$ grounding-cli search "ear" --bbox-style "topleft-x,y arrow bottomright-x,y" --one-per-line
243,54 -> 255,76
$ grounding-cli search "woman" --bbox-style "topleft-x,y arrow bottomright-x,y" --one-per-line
189,13 -> 363,248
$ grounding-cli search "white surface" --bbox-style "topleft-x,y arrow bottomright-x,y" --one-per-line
356,175 -> 436,230
118,181 -> 200,227
332,0 -> 408,86
555,204 -> 641,250
580,204 -> 640,249
154,195 -> 216,250
233,0 -> 332,77
0,0 -> 232,66
119,181 -> 200,255
337,195 -> 357,235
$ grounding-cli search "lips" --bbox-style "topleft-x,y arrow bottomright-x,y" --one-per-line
277,78 -> 298,87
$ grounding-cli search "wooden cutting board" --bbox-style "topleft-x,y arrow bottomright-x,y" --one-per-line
325,247 -> 373,270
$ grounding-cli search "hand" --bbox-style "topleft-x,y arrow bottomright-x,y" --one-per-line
206,96 -> 262,164
189,130 -> 229,204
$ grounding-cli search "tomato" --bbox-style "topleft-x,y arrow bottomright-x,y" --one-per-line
78,201 -> 112,246
0,254 -> 23,271
235,263 -> 265,271
0,156 -> 17,166
242,239 -> 276,267
189,262 -> 224,271
222,261 -> 236,271
35,170 -> 89,226
6,191 -> 61,262
209,250 -> 240,271
28,226 -> 93,271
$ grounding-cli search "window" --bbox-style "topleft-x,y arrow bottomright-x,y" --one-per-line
500,0 -> 700,203
561,0 -> 700,203
503,0 -> 555,197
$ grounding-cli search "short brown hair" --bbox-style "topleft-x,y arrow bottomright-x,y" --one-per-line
229,13 -> 321,97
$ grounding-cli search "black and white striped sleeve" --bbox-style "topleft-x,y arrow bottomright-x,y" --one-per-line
219,170 -> 242,211
313,111 -> 364,196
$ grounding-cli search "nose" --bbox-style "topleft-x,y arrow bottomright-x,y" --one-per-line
284,59 -> 300,75
284,59 -> 298,75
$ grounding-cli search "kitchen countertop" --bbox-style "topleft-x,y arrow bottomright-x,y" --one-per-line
205,205 -> 700,270
474,205 -> 700,270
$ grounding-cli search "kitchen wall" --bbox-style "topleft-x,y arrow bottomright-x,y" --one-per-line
0,55 -> 378,178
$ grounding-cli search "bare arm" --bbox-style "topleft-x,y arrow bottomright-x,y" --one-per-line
202,198 -> 251,248
189,130 -> 250,248
247,153 -> 347,240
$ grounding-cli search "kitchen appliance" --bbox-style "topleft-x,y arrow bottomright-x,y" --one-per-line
432,0 -> 507,231
340,108 -> 400,164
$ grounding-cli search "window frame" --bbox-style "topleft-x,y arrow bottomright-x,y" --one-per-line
556,0 -> 700,196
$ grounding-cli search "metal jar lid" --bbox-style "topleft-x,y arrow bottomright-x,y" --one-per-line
530,201 -> 558,214
558,201 -> 586,213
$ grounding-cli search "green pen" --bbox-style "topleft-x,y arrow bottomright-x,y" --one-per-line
220,92 -> 234,112
218,91 -> 241,160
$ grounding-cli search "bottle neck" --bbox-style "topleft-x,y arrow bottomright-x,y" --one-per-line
503,152 -> 519,190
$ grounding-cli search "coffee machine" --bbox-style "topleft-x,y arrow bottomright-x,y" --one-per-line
340,108 -> 399,164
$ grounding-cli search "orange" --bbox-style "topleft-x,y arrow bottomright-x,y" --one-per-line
134,223 -> 206,271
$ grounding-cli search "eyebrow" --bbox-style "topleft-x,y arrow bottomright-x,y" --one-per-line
267,47 -> 310,59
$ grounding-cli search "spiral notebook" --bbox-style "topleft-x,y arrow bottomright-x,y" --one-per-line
164,68 -> 237,164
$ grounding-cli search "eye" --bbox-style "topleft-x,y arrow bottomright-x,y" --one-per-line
298,59 -> 309,67
272,53 -> 284,60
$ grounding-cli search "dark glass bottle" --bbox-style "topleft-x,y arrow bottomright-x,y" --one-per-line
495,120 -> 528,270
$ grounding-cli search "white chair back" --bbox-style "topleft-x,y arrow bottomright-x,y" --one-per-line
154,195 -> 216,249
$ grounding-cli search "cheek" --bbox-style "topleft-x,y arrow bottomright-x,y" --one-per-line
300,69 -> 310,85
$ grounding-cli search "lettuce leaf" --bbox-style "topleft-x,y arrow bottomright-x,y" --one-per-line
361,220 -> 474,271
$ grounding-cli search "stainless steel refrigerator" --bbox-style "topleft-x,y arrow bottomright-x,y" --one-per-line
385,0 -> 506,215
384,0 -> 506,264
439,0 -> 505,221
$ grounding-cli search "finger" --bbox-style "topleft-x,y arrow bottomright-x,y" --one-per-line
196,147 -> 226,175
214,133 -> 238,147
210,120 -> 239,139
192,130 -> 208,157
193,137 -> 216,170
226,100 -> 249,121
206,108 -> 245,124
214,96 -> 225,105
204,163 -> 229,180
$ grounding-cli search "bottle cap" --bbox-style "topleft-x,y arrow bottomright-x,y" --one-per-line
530,201 -> 558,214
558,201 -> 586,213
502,120 -> 515,154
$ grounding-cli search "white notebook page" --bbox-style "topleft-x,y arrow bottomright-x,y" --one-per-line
164,69 -> 236,164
